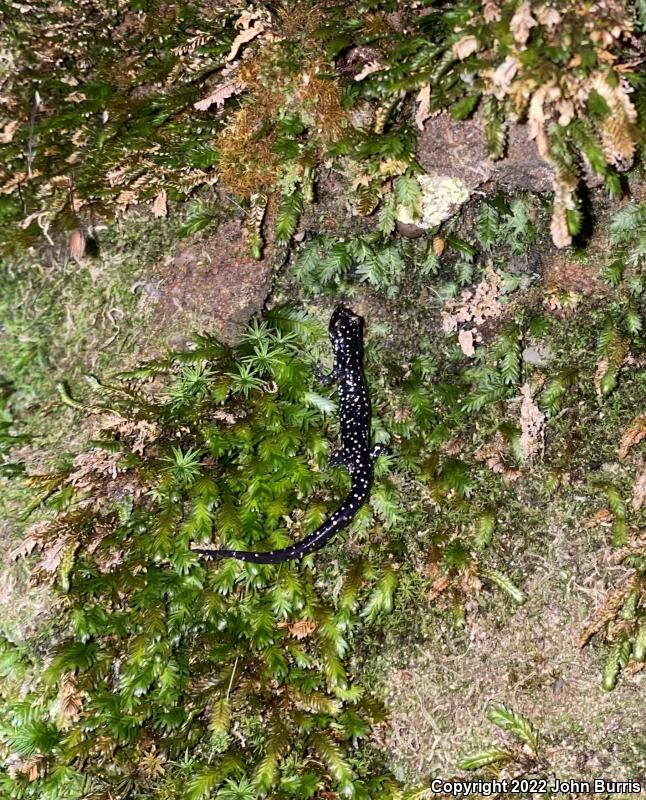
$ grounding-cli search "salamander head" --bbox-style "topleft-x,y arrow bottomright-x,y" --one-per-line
329,304 -> 363,343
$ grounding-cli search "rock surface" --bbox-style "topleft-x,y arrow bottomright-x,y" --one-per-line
147,217 -> 274,350
396,112 -> 560,234
417,112 -> 556,195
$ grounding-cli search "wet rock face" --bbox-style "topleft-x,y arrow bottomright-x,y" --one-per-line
148,218 -> 273,350
395,112 -> 559,235
417,112 -> 556,194
396,111 -> 563,236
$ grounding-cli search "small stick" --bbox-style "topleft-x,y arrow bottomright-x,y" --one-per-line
226,656 -> 239,700
27,89 -> 41,179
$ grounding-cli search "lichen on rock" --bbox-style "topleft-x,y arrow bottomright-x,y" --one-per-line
396,172 -> 470,230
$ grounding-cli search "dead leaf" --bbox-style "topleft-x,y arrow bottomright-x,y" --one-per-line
212,409 -> 240,425
519,383 -> 545,462
577,572 -> 639,648
152,188 -> 167,218
378,158 -> 409,178
432,236 -> 445,256
40,537 -> 68,573
441,265 -> 505,335
632,470 -> 646,510
422,545 -> 442,580
544,289 -> 581,314
475,433 -> 521,483
0,119 -> 19,144
131,420 -> 160,455
491,56 -> 519,93
22,757 -> 44,781
10,535 -> 39,561
116,189 -> 138,209
618,413 -> 646,459
440,436 -> 464,456
21,210 -> 45,229
172,32 -> 212,56
509,1 -> 537,45
584,508 -> 613,528
458,329 -> 475,357
536,6 -> 561,31
59,671 -> 82,722
483,1 -> 501,22
352,173 -> 370,191
354,61 -> 382,82
315,791 -> 340,800
278,619 -> 318,639
194,79 -> 244,111
428,574 -> 452,603
593,359 -> 609,395
236,9 -> 261,30
69,449 -> 120,492
610,530 -> 646,563
589,72 -> 637,170
69,228 -> 86,262
138,749 -> 166,779
550,190 -> 573,249
527,83 -> 560,161
0,169 -> 40,195
452,35 -> 479,60
442,312 -> 459,335
226,17 -> 264,62
460,566 -> 482,595
415,84 -> 431,131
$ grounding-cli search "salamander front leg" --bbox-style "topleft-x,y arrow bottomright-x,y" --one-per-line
314,365 -> 339,386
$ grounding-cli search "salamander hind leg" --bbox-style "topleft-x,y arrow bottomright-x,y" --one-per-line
370,444 -> 387,465
314,365 -> 338,386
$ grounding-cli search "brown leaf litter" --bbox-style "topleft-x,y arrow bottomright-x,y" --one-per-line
519,382 -> 545,463
475,432 -> 521,483
442,265 -> 506,353
618,413 -> 646,460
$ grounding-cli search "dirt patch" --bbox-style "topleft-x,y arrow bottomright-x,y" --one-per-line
544,252 -> 610,297
145,217 -> 275,352
378,521 -> 646,783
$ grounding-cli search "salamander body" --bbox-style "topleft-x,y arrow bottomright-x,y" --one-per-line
192,305 -> 382,564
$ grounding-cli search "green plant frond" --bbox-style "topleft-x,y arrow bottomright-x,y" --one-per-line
481,569 -> 526,605
458,748 -> 514,771
602,635 -> 633,691
185,758 -> 245,800
486,703 -> 538,752
276,188 -> 304,247
309,731 -> 354,786
360,564 -> 398,622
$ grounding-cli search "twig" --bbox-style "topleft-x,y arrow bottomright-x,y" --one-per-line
222,192 -> 245,213
27,90 -> 41,179
226,656 -> 239,700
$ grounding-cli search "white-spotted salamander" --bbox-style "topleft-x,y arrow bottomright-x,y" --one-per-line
192,305 -> 384,564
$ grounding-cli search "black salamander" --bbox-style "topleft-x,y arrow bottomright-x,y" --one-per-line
192,305 -> 383,564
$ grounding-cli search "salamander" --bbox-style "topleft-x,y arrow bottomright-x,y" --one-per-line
192,304 -> 383,564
